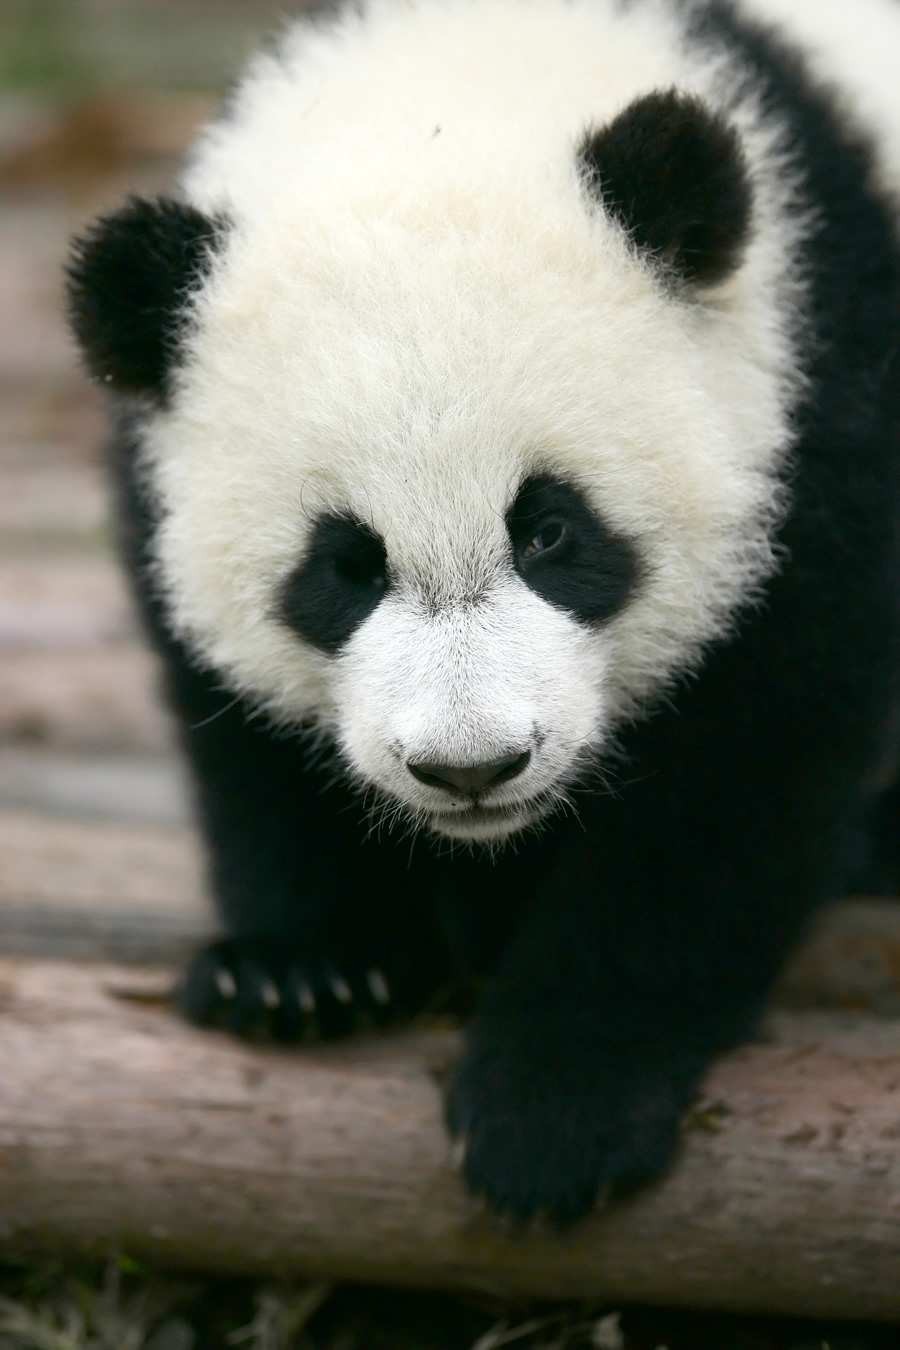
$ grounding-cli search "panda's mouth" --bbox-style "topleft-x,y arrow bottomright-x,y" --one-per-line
426,799 -> 542,840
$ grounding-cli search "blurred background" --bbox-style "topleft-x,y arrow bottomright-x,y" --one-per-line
1,5 -> 898,1348
0,0 -> 292,971
0,1 -> 291,773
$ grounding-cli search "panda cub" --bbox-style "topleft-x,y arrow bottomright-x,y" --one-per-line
68,0 -> 900,1225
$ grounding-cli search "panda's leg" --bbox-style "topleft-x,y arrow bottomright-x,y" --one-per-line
169,669 -> 449,1041
444,749 -> 871,1225
107,422 -> 448,1041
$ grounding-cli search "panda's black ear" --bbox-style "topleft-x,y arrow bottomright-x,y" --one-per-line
578,90 -> 752,288
66,196 -> 224,401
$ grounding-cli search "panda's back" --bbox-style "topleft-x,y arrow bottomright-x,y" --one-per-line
741,0 -> 900,195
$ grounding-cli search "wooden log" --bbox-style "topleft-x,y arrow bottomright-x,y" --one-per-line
0,957 -> 898,1321
774,898 -> 900,1018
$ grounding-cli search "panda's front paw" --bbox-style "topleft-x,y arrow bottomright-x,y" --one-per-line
446,1035 -> 702,1226
178,936 -> 399,1042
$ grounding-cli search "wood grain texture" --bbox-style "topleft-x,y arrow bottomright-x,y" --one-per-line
0,645 -> 172,750
0,810 -> 210,963
0,958 -> 898,1320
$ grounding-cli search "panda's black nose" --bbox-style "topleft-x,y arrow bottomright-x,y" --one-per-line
407,751 -> 531,796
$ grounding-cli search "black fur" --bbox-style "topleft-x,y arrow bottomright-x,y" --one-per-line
66,196 -> 223,401
280,514 -> 390,654
507,475 -> 638,624
579,89 -> 753,286
86,3 -> 900,1227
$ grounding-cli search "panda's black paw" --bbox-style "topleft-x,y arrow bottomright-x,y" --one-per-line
178,936 -> 404,1042
446,1037 -> 701,1227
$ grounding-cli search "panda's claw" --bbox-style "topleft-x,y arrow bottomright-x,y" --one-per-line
366,967 -> 391,1005
448,1135 -> 467,1171
178,936 -> 413,1042
215,968 -> 237,1000
330,974 -> 353,1004
297,980 -> 316,1014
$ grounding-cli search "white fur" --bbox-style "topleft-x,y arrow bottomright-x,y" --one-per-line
137,0 -> 827,839
334,576 -> 604,838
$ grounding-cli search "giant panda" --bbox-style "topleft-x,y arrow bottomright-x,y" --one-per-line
67,0 -> 900,1226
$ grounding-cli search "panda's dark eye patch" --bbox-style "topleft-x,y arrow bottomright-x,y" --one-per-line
279,514 -> 389,654
507,476 -> 638,624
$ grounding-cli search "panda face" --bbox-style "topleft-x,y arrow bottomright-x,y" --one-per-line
135,166 -> 792,839
69,1 -> 806,842
143,183 -> 787,837
277,476 -> 636,839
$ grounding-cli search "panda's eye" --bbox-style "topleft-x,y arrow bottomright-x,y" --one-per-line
280,514 -> 390,655
506,475 -> 638,625
519,518 -> 568,562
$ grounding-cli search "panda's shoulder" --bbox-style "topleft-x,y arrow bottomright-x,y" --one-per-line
737,0 -> 900,193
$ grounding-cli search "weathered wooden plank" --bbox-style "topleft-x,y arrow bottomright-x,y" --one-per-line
0,558 -> 134,649
0,461 -> 107,538
0,748 -> 189,825
0,809 -> 211,963
0,957 -> 897,1320
0,810 -> 203,911
0,644 -> 172,750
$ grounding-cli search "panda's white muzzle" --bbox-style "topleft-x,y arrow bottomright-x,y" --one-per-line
331,577 -> 605,840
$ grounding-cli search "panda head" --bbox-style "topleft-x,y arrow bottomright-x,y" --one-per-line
68,86 -> 787,843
